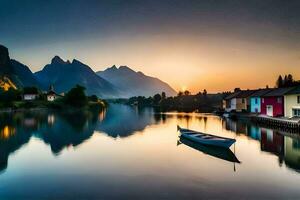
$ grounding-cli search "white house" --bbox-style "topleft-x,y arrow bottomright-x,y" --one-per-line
223,91 -> 240,112
23,94 -> 38,101
46,85 -> 61,102
284,87 -> 300,118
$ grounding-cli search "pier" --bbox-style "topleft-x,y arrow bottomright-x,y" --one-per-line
251,115 -> 300,133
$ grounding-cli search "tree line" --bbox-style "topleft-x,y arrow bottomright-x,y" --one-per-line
276,74 -> 300,88
0,85 -> 106,109
123,89 -> 224,112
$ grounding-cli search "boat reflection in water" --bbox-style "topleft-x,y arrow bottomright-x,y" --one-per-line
178,136 -> 240,164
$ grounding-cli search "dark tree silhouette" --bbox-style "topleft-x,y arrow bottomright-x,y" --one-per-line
276,75 -> 283,88
64,85 -> 88,107
153,93 -> 162,104
276,74 -> 300,88
161,92 -> 166,100
184,90 -> 191,96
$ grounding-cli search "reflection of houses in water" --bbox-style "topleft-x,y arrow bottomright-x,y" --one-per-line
23,118 -> 38,130
223,118 -> 249,135
0,126 -> 16,140
260,128 -> 284,163
98,109 -> 106,122
47,114 -> 55,126
284,137 -> 300,172
249,126 -> 261,140
0,109 -> 102,172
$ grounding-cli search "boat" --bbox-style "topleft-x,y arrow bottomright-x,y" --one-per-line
178,137 -> 240,163
177,126 -> 236,148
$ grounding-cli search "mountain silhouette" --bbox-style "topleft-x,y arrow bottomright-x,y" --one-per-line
97,65 -> 177,97
35,56 -> 120,97
0,45 -> 39,89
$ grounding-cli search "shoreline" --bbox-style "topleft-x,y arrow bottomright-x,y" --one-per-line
222,112 -> 300,132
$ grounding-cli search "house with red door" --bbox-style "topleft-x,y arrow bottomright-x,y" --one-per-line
261,87 -> 294,117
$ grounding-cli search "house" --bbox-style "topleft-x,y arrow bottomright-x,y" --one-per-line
234,90 -> 257,112
47,85 -> 61,102
23,94 -> 38,101
223,91 -> 241,112
250,89 -> 273,113
261,87 -> 293,117
284,86 -> 300,118
23,87 -> 39,101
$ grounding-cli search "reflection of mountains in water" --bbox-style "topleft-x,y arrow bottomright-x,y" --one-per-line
0,104 -> 162,172
0,109 -> 100,172
222,117 -> 300,172
179,137 -> 240,163
96,104 -> 158,138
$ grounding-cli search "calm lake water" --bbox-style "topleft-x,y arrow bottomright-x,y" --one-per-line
0,104 -> 300,200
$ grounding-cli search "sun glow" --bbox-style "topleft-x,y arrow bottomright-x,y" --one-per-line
181,86 -> 187,92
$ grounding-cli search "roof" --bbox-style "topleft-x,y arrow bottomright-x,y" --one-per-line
47,90 -> 62,97
224,91 -> 241,100
235,90 -> 257,98
285,86 -> 300,95
262,87 -> 294,97
250,88 -> 274,97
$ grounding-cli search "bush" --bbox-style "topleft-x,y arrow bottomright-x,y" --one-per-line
63,85 -> 88,107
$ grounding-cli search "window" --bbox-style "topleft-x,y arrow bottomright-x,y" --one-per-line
262,98 -> 264,103
293,109 -> 300,117
277,97 -> 282,103
297,96 -> 300,104
242,98 -> 245,103
255,98 -> 258,104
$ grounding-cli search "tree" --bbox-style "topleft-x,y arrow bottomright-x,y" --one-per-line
284,75 -> 288,86
64,85 -> 88,107
184,90 -> 190,96
286,74 -> 294,86
177,91 -> 183,96
276,75 -> 283,88
203,89 -> 207,96
234,88 -> 241,92
161,92 -> 166,100
153,93 -> 162,105
0,88 -> 21,107
23,86 -> 38,94
88,95 -> 98,102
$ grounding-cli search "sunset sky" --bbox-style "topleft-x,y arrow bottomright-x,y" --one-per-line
1,0 -> 300,93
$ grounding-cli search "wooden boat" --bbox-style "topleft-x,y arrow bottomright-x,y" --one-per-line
177,126 -> 236,148
178,137 -> 240,163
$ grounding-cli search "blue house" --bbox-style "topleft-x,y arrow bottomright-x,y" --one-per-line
250,89 -> 273,113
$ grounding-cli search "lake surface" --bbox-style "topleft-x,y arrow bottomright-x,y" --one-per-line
0,104 -> 300,199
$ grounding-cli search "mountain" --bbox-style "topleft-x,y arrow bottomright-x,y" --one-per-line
0,45 -> 39,90
97,65 -> 177,97
34,56 -> 119,97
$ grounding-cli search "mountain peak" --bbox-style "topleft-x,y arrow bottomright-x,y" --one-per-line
72,59 -> 83,65
51,56 -> 66,65
110,65 -> 117,70
0,45 -> 10,66
119,65 -> 134,72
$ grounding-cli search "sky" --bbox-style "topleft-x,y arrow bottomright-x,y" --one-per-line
1,0 -> 300,93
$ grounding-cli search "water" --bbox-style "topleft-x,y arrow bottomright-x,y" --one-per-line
0,104 -> 300,199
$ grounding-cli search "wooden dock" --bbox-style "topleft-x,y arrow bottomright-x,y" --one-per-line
251,115 -> 300,133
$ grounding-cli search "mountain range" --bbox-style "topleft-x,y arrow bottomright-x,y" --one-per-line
0,45 -> 176,98
97,65 -> 176,97
0,45 -> 39,90
34,56 -> 119,97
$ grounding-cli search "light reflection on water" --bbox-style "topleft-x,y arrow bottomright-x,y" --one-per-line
0,104 -> 300,199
